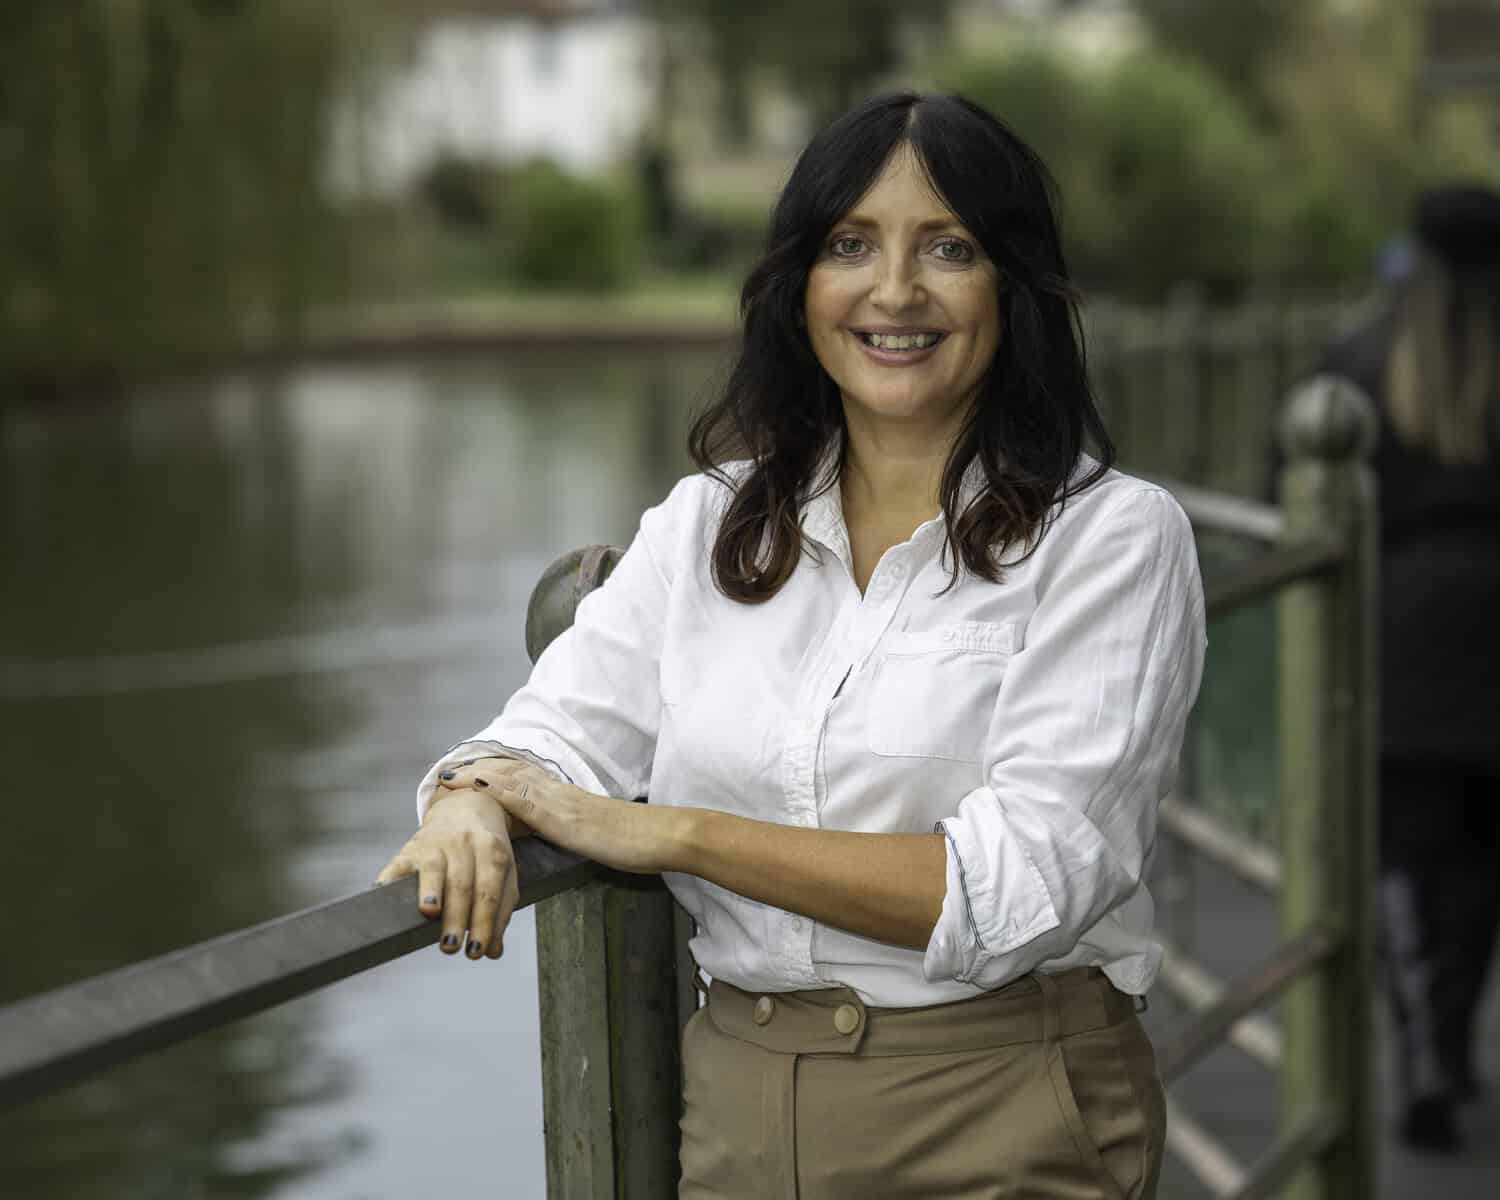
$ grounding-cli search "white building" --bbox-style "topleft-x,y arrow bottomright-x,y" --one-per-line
353,5 -> 656,194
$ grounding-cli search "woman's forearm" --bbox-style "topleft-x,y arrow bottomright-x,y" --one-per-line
667,809 -> 947,951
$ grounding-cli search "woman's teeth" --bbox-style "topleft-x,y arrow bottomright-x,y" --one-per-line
858,332 -> 942,351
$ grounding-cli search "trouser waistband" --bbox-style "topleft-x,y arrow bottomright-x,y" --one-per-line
705,966 -> 1136,1057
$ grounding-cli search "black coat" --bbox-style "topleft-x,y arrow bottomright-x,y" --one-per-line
1315,306 -> 1500,773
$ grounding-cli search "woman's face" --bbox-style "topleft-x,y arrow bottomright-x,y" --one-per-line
804,144 -> 1001,444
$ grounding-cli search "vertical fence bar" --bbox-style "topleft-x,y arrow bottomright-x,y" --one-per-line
526,547 -> 685,1198
1275,376 -> 1379,1200
1162,281 -> 1208,483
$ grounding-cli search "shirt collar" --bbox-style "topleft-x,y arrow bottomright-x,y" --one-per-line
798,441 -> 989,552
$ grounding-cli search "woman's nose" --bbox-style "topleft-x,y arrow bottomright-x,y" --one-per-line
870,254 -> 924,311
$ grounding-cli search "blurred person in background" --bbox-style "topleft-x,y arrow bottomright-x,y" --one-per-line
1312,186 -> 1500,1153
377,92 -> 1205,1198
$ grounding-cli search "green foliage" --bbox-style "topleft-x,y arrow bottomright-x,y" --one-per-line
939,22 -> 1500,298
943,43 -> 1273,297
495,160 -> 645,292
0,1 -> 360,391
420,154 -> 506,232
1267,173 -> 1390,288
647,0 -> 956,138
1133,0 -> 1312,117
1089,54 -> 1274,295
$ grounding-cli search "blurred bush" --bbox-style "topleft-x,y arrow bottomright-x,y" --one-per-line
941,30 -> 1500,300
419,154 -> 504,233
946,45 -> 1272,298
493,160 -> 645,292
0,1 -> 365,396
652,192 -> 768,275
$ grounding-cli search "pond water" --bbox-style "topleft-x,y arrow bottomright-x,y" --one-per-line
0,346 -> 1272,1198
0,348 -> 722,1198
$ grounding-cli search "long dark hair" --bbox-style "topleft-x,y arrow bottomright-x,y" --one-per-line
688,91 -> 1114,602
1386,186 -> 1500,466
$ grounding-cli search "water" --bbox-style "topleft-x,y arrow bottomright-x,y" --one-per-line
0,347 -> 722,1199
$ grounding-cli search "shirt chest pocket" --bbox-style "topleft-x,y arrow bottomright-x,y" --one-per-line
867,620 -> 1019,761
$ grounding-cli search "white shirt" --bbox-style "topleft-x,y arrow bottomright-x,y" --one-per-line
416,456 -> 1207,1006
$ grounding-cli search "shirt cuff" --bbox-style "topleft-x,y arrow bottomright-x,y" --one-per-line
922,789 -> 1060,984
414,735 -> 600,824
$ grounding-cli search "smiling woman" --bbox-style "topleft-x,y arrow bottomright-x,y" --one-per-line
377,93 -> 1205,1199
804,144 -> 1002,465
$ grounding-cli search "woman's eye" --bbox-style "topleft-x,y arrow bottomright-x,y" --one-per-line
934,239 -> 974,263
829,235 -> 865,257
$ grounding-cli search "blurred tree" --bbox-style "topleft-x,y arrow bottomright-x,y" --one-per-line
943,5 -> 1499,295
1133,0 -> 1315,120
1261,0 -> 1498,282
0,1 -> 371,397
945,43 -> 1273,297
646,0 -> 956,143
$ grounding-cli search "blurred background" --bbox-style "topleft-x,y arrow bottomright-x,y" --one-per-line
2,1 -> 1497,1197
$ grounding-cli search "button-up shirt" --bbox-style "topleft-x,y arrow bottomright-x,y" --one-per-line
416,456 -> 1206,1006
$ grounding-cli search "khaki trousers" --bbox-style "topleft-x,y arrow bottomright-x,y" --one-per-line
679,967 -> 1165,1200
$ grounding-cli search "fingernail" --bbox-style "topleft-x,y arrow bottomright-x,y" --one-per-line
474,777 -> 488,788
422,895 -> 439,907
439,770 -> 455,781
467,940 -> 481,956
441,934 -> 458,949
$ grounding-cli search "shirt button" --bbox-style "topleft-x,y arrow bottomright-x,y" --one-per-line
791,917 -> 804,932
753,996 -> 775,1026
833,1004 -> 861,1035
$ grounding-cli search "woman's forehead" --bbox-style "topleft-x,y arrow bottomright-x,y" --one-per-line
837,144 -> 962,228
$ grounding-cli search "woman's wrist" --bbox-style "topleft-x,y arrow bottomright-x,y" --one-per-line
424,786 -> 515,836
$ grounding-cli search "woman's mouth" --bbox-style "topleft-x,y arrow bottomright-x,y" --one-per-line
851,330 -> 946,363
855,331 -> 943,351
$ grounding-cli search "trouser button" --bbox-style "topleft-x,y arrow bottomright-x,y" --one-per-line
833,1003 -> 860,1035
753,996 -> 775,1026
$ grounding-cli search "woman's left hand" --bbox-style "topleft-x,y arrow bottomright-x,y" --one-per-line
436,759 -> 677,875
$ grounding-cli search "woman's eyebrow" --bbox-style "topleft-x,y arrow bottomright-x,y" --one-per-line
837,214 -> 964,233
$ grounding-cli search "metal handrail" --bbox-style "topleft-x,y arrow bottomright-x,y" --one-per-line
1204,536 -> 1345,618
1158,795 -> 1281,893
1158,923 -> 1340,1083
0,838 -> 598,1109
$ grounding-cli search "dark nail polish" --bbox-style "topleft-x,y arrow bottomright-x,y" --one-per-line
474,777 -> 488,788
422,895 -> 438,907
467,940 -> 481,956
439,770 -> 455,781
441,934 -> 458,949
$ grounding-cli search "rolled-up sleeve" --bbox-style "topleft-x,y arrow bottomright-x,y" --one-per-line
414,476 -> 690,823
923,487 -> 1206,986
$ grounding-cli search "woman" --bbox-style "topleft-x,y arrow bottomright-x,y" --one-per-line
1311,185 -> 1500,1153
377,92 -> 1205,1199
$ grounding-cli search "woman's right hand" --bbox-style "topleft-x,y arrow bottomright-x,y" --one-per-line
374,788 -> 519,961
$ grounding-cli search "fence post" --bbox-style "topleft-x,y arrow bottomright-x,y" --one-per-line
526,546 -> 685,1198
1275,376 -> 1379,1200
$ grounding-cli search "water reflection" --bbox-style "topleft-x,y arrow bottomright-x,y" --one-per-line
0,346 -> 722,1197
